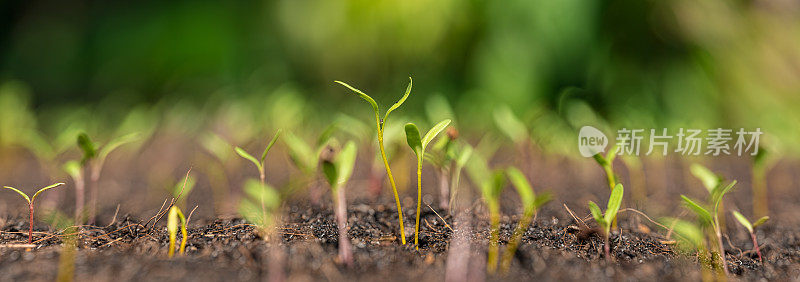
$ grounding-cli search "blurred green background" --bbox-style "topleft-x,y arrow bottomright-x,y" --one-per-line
1,0 -> 799,155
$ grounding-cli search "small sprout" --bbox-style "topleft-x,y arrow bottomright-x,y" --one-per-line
404,119 -> 452,249
592,145 -> 620,191
235,130 -> 282,185
167,206 -> 188,258
681,168 -> 737,275
465,151 -> 505,273
336,78 -> 412,245
2,183 -> 65,244
587,183 -> 624,261
500,167 -> 552,273
731,211 -> 769,262
321,141 -> 358,266
75,132 -> 141,223
238,180 -> 281,236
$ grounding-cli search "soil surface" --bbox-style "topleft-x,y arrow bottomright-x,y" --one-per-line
1,202 -> 798,281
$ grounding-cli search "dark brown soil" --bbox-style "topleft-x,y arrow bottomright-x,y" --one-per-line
1,201 -> 798,281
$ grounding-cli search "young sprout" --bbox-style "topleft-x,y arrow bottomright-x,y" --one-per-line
424,126 -> 467,212
500,167 -> 552,273
587,183 -> 623,261
167,206 -> 188,258
2,183 -> 65,244
234,130 -> 282,185
238,180 -> 281,236
731,211 -> 769,262
76,132 -> 141,223
592,145 -> 620,192
283,130 -> 334,204
404,119 -> 452,249
169,175 -> 196,210
681,177 -> 737,275
336,78 -> 412,244
465,151 -> 505,273
591,145 -> 621,229
321,141 -> 358,266
664,217 -> 716,276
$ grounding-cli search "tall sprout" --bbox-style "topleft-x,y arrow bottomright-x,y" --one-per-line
404,119 -> 452,249
336,78 -> 412,244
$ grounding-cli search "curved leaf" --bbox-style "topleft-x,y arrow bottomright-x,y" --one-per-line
404,123 -> 422,155
604,183 -> 624,225
712,180 -> 736,214
335,81 -> 379,115
665,218 -> 705,249
235,147 -> 262,172
506,167 -> 534,208
493,105 -> 528,144
731,210 -> 753,233
690,163 -> 720,193
383,77 -> 412,127
588,201 -> 604,226
97,132 -> 141,166
422,119 -> 451,150
31,182 -> 64,203
752,216 -> 769,228
283,132 -> 315,173
261,129 -> 282,163
681,195 -> 712,225
335,141 -> 358,188
2,186 -> 30,204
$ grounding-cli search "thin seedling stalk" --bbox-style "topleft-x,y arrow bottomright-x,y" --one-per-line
379,131 -> 406,244
336,79 -> 412,245
487,202 -> 500,273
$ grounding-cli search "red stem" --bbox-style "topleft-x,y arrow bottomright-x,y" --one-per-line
28,203 -> 34,244
751,232 -> 763,263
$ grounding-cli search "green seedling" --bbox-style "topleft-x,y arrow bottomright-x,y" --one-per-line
500,167 -> 552,273
238,180 -> 281,236
731,211 -> 769,262
283,130 -> 335,203
321,141 -> 358,266
76,132 -> 141,223
424,126 -> 470,212
592,145 -> 620,192
405,119 -> 452,249
336,78 -> 412,245
752,148 -> 772,218
235,130 -> 282,185
588,183 -> 623,261
681,165 -> 737,275
663,217 -> 716,279
2,183 -> 65,244
465,151 -> 505,273
167,206 -> 188,258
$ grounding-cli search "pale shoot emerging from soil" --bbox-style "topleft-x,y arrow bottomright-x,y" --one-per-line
321,141 -> 358,266
76,132 -> 140,223
405,119 -> 452,249
2,183 -> 65,244
681,177 -> 737,275
167,206 -> 188,258
465,151 -> 506,274
235,129 -> 282,185
500,167 -> 552,273
336,78 -> 412,245
731,211 -> 769,262
238,180 -> 281,237
587,183 -> 623,261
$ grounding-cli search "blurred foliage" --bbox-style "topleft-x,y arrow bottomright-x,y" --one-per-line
0,0 -> 799,157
